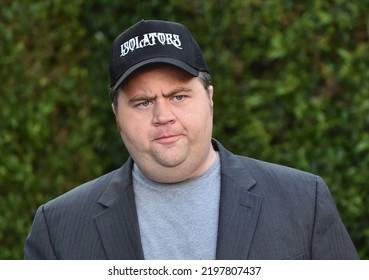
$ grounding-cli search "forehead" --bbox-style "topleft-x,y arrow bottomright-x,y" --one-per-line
120,64 -> 195,91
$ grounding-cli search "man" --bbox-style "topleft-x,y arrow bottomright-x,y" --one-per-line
24,19 -> 359,259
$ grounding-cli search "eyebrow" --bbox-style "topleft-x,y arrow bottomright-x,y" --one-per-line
128,87 -> 193,103
128,94 -> 156,103
162,87 -> 192,98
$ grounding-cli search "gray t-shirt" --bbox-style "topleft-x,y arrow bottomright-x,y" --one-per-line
132,153 -> 221,259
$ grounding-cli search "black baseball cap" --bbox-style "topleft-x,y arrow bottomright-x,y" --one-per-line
109,19 -> 209,90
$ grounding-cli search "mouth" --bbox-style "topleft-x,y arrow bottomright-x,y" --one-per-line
154,134 -> 182,144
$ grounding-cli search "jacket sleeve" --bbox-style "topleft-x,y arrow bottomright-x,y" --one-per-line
311,176 -> 359,259
24,205 -> 57,260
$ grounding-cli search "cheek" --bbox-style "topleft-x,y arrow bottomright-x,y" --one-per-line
182,105 -> 212,132
116,114 -> 149,144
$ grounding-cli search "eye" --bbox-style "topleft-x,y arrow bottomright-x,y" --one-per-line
173,95 -> 185,102
137,100 -> 151,108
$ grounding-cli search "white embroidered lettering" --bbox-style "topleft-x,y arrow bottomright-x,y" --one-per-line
172,34 -> 182,49
134,36 -> 141,49
120,41 -> 129,57
128,38 -> 136,52
157,33 -> 166,45
142,34 -> 151,47
148,33 -> 157,46
119,32 -> 183,57
165,33 -> 173,45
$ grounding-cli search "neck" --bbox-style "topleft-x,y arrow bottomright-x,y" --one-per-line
137,145 -> 217,184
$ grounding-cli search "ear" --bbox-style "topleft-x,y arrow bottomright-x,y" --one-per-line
208,85 -> 214,109
111,103 -> 117,115
112,104 -> 121,130
208,85 -> 214,99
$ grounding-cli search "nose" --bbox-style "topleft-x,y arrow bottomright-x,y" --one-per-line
152,100 -> 176,125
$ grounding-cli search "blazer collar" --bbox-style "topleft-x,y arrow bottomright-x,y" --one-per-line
94,159 -> 144,260
213,140 -> 262,260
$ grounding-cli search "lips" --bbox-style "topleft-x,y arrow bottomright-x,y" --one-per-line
154,134 -> 182,144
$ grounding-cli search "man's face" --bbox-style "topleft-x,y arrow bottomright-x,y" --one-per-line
114,65 -> 215,183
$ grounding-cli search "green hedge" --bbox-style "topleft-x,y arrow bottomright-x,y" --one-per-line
1,0 -> 368,259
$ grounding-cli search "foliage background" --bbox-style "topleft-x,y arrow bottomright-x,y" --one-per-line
1,0 -> 368,259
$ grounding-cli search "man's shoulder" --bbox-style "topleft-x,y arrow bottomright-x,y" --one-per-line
238,154 -> 317,180
214,140 -> 321,198
233,154 -> 324,206
43,168 -> 120,213
214,139 -> 317,181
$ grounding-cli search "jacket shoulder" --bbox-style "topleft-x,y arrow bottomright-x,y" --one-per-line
43,168 -> 118,212
240,154 -> 318,182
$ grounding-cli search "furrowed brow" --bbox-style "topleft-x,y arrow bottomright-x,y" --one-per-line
128,94 -> 157,103
163,87 -> 192,98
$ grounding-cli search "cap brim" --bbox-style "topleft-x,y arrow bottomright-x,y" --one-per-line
112,57 -> 199,90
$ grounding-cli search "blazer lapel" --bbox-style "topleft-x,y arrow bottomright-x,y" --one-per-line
94,159 -> 144,260
214,141 -> 262,260
93,140 -> 262,260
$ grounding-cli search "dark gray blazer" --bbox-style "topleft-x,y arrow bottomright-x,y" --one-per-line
24,140 -> 359,259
